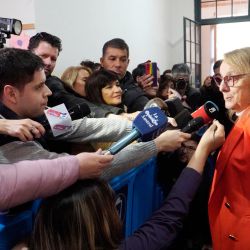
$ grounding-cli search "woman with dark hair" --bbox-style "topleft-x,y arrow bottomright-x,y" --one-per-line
85,69 -> 124,110
156,74 -> 175,100
30,120 -> 225,250
85,69 -> 140,121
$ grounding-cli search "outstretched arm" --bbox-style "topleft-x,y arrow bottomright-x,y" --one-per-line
0,151 -> 113,211
102,129 -> 191,180
121,120 -> 225,250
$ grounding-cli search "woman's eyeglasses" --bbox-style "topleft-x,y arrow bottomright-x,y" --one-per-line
220,73 -> 250,87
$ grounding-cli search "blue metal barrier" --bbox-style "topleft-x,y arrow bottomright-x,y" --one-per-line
110,157 -> 164,236
0,210 -> 33,249
0,157 -> 163,248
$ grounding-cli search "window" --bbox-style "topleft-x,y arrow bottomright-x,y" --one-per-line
195,0 -> 250,24
184,17 -> 201,87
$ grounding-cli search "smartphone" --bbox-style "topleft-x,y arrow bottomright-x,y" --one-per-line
145,62 -> 158,87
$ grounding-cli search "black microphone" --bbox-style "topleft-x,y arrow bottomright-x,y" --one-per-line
38,103 -> 90,131
181,117 -> 204,133
174,109 -> 193,129
67,103 -> 91,120
165,97 -> 185,117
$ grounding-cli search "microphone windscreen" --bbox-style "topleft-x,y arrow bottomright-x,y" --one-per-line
181,117 -> 204,133
38,103 -> 90,132
144,97 -> 169,116
191,101 -> 219,124
174,109 -> 193,129
107,107 -> 168,155
68,103 -> 91,119
134,107 -> 168,141
165,97 -> 184,117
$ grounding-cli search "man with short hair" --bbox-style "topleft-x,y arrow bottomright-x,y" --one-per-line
28,32 -> 123,118
100,38 -> 150,112
171,63 -> 202,111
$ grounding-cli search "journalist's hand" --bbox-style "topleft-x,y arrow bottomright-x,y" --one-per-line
0,118 -> 45,141
76,149 -> 114,179
154,129 -> 191,152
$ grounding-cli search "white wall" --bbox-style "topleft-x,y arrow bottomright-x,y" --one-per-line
1,0 -> 194,76
168,0 -> 194,67
0,0 -> 35,23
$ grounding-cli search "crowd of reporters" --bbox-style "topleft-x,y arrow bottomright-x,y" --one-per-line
0,31 -> 248,250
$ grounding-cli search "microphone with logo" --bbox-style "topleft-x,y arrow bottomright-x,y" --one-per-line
180,101 -> 219,133
38,102 -> 91,133
105,107 -> 168,155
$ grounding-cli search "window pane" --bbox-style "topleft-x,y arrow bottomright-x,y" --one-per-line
191,43 -> 196,63
217,0 -> 232,18
191,22 -> 195,42
190,63 -> 196,86
195,64 -> 201,87
233,0 -> 248,16
186,41 -> 191,63
185,19 -> 191,41
196,44 -> 201,64
196,25 -> 200,43
201,1 -> 216,19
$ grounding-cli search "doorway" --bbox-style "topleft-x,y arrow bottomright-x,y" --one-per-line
201,21 -> 250,81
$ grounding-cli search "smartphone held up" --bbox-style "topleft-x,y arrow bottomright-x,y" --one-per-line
145,62 -> 158,87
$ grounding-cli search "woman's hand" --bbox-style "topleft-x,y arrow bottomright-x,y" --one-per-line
187,120 -> 225,174
198,120 -> 225,154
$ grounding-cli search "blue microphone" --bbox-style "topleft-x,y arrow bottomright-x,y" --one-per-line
106,107 -> 168,155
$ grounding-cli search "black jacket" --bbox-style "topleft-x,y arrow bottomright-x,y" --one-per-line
119,72 -> 149,112
185,85 -> 202,112
46,76 -> 123,118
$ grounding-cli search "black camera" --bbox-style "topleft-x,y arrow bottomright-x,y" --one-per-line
175,78 -> 188,90
0,17 -> 22,48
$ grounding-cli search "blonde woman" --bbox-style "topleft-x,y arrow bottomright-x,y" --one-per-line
61,66 -> 92,97
209,47 -> 250,249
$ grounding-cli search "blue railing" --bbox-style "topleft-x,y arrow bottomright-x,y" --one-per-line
0,157 -> 162,248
